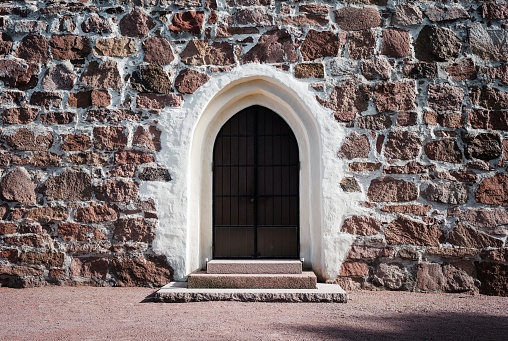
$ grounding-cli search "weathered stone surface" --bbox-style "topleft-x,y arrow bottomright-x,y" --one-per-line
113,217 -> 154,243
347,245 -> 394,260
41,111 -> 75,125
281,13 -> 328,26
323,80 -> 370,121
42,64 -> 75,91
349,162 -> 382,172
59,222 -> 99,242
427,84 -> 464,112
476,174 -> 508,206
368,177 -> 418,202
75,203 -> 117,223
236,9 -> 272,26
243,29 -> 297,63
136,93 -> 183,109
476,262 -> 508,296
424,111 -> 463,128
335,7 -> 381,31
341,216 -> 381,236
300,30 -> 341,61
449,223 -> 504,249
469,110 -> 508,131
29,92 -> 62,109
133,126 -> 161,151
392,3 -> 423,26
338,133 -> 370,159
61,134 -> 90,152
70,257 -> 109,280
374,81 -> 416,112
386,217 -> 443,246
215,26 -> 259,38
403,62 -> 438,79
131,64 -> 171,94
421,182 -> 469,205
3,234 -> 48,248
294,63 -> 324,79
114,151 -> 154,165
453,209 -> 508,229
138,167 -> 172,182
0,33 -> 13,55
489,64 -> 508,85
3,128 -> 53,151
50,35 -> 91,61
0,167 -> 36,204
93,126 -> 128,151
381,28 -> 410,58
16,34 -> 50,63
169,11 -> 204,34
0,264 -> 44,278
424,5 -> 468,22
81,60 -> 122,90
469,23 -> 508,62
112,255 -> 172,287
361,58 -> 391,80
347,29 -> 376,59
25,206 -> 68,223
424,139 -> 462,163
96,180 -> 139,202
446,58 -> 477,81
381,204 -> 431,216
142,37 -> 174,65
81,15 -> 111,33
174,69 -> 209,94
356,113 -> 391,130
384,161 -> 434,175
0,59 -> 38,89
374,264 -> 411,290
0,222 -> 17,235
384,131 -> 421,160
44,169 -> 93,201
465,133 -> 502,161
340,177 -> 361,192
120,9 -> 155,38
2,107 -> 38,124
95,37 -> 136,57
481,3 -> 508,20
19,251 -> 64,268
426,247 -> 479,259
181,41 -> 235,66
414,25 -> 461,62
340,261 -> 369,277
416,263 -> 476,293
470,86 -> 508,110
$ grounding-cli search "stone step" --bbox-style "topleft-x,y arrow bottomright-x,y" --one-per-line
206,260 -> 302,274
188,271 -> 317,289
156,282 -> 347,303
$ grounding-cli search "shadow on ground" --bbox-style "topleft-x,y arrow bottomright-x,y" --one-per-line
290,312 -> 507,341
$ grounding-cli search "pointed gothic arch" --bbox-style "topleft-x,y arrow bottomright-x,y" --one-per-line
186,76 -> 325,279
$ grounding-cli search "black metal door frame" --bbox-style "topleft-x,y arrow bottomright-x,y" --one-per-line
212,105 -> 300,259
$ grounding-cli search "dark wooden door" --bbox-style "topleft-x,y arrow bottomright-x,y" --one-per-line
213,105 -> 299,259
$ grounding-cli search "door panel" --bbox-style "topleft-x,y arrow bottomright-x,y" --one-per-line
213,105 -> 299,259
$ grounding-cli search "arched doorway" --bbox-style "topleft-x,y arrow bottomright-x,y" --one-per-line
213,105 -> 300,259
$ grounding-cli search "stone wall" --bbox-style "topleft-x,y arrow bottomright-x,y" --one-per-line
0,0 -> 507,295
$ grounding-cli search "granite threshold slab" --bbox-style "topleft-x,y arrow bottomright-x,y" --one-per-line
156,282 -> 348,303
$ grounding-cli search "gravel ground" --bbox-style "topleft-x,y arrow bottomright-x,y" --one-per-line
1,286 -> 507,341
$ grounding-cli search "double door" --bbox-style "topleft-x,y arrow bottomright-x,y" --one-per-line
213,105 -> 300,258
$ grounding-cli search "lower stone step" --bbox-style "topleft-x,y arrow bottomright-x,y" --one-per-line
156,282 -> 347,303
188,271 -> 317,289
207,260 -> 302,274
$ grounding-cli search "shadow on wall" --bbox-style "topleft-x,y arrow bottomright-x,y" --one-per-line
289,313 -> 507,341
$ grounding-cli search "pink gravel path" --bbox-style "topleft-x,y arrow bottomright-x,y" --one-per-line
1,286 -> 507,340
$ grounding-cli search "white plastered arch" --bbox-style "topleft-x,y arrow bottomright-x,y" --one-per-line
145,64 -> 357,282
